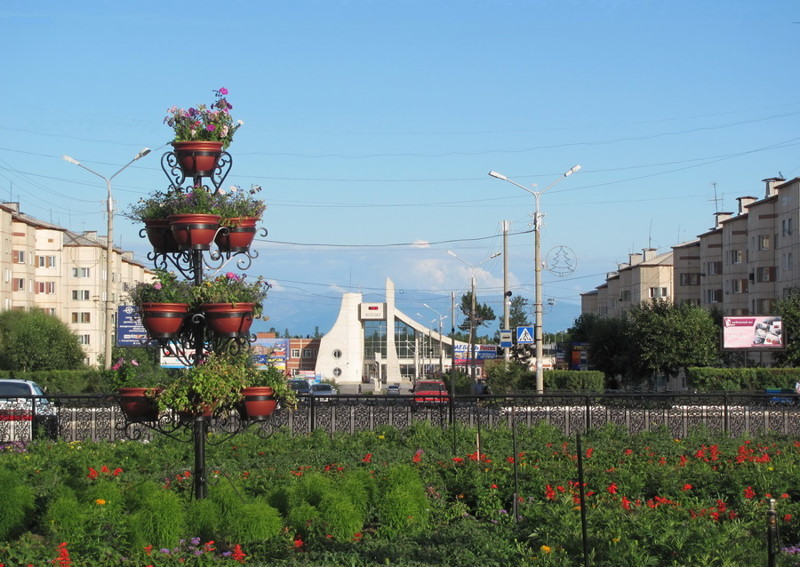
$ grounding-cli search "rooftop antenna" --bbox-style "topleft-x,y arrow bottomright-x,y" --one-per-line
710,182 -> 722,213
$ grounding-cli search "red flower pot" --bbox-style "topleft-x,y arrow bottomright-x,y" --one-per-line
172,141 -> 224,177
216,217 -> 259,253
169,213 -> 221,251
117,387 -> 161,422
241,386 -> 277,420
144,219 -> 180,254
202,303 -> 254,337
139,302 -> 189,338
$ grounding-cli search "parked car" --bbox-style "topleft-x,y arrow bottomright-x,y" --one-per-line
387,384 -> 401,395
310,383 -> 338,403
288,379 -> 311,395
0,379 -> 58,440
412,380 -> 449,407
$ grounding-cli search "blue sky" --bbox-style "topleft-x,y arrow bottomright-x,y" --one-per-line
2,1 -> 800,336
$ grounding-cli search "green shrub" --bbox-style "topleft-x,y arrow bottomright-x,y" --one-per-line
187,496 -> 221,542
376,464 -> 430,538
209,481 -> 283,544
43,487 -> 85,543
126,481 -> 186,550
0,470 -> 35,540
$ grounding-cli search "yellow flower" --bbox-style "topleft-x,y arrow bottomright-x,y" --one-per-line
95,499 -> 106,506
611,537 -> 621,543
378,435 -> 385,440
768,467 -> 774,471
541,545 -> 552,554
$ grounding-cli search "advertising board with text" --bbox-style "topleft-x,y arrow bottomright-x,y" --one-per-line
722,316 -> 784,350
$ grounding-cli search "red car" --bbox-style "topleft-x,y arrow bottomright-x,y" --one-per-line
412,380 -> 450,406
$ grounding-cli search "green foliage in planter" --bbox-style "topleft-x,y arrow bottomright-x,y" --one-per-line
0,469 -> 34,540
127,269 -> 193,307
158,351 -> 251,413
217,184 -> 266,221
126,481 -> 186,550
375,464 -> 430,538
192,272 -> 269,318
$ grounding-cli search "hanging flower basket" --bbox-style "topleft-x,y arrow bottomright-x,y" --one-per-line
216,217 -> 259,253
143,219 -> 180,254
138,302 -> 189,338
117,387 -> 161,422
169,213 -> 221,251
172,141 -> 224,177
201,302 -> 254,337
240,386 -> 277,420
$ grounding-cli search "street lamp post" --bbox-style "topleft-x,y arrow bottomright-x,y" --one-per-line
446,250 -> 501,387
488,165 -> 581,393
63,148 -> 151,370
423,303 -> 447,376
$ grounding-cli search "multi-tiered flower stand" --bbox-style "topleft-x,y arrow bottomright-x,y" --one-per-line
118,143 -> 270,499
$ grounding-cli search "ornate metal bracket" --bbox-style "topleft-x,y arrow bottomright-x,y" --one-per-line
161,150 -> 232,191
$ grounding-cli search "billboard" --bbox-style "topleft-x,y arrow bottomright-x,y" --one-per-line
116,305 -> 149,347
252,337 -> 289,370
722,316 -> 784,350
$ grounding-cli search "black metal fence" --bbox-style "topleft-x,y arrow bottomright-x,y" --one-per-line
2,391 -> 800,443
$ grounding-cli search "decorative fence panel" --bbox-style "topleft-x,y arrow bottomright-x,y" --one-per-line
2,392 -> 800,443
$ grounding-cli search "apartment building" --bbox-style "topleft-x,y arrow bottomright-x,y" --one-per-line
580,248 -> 674,317
583,175 -> 800,321
0,203 -> 152,366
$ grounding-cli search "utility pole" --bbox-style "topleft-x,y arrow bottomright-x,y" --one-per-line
502,220 -> 510,363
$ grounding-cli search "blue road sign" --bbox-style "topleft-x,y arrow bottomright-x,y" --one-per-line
516,326 -> 534,344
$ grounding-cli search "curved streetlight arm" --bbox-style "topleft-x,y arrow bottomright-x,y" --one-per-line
62,148 -> 151,370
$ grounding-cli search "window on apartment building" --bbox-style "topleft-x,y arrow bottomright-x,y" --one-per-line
36,281 -> 56,294
78,334 -> 91,345
3,269 -> 9,284
783,217 -> 793,237
72,290 -> 90,301
756,235 -> 771,251
649,287 -> 668,298
37,255 -> 56,268
729,279 -> 749,294
12,250 -> 25,264
71,312 -> 91,324
619,290 -> 631,301
783,252 -> 793,272
705,289 -> 723,303
12,278 -> 24,292
43,308 -> 56,316
730,249 -> 744,264
302,349 -> 312,358
755,266 -> 777,283
706,261 -> 723,275
679,273 -> 701,286
752,298 -> 773,314
290,349 -> 300,358
72,267 -> 91,278
681,298 -> 701,307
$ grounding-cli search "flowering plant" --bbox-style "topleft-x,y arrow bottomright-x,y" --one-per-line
192,272 -> 269,317
164,88 -> 243,150
105,356 -> 169,390
123,187 -> 184,221
217,184 -> 267,221
165,186 -> 224,216
127,270 -> 193,306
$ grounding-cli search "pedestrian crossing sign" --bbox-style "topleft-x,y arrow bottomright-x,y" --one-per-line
517,326 -> 534,344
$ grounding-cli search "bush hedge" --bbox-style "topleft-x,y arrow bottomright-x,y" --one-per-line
687,367 -> 800,391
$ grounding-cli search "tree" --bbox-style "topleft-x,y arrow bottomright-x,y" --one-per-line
509,295 -> 531,329
458,291 -> 496,333
773,287 -> 800,366
0,309 -> 85,371
627,299 -> 719,381
568,313 -> 631,387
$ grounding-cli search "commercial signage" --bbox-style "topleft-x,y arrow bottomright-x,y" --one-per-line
252,337 -> 289,370
360,303 -> 385,320
116,305 -> 149,347
722,316 -> 784,350
499,330 -> 513,348
453,344 -> 498,361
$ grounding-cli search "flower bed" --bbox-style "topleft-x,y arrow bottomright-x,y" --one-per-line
1,424 -> 799,565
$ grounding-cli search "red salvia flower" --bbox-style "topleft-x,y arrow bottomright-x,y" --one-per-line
231,544 -> 246,562
744,486 -> 756,499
